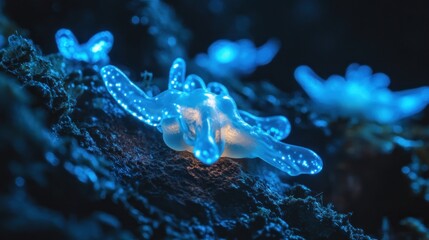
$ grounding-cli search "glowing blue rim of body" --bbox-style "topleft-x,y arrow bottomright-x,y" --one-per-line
100,58 -> 322,176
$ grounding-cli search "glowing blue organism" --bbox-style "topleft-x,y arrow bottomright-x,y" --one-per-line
101,58 -> 322,176
55,28 -> 113,64
195,39 -> 280,77
294,64 -> 429,123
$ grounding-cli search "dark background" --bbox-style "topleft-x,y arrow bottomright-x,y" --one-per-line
4,0 -> 429,90
3,0 -> 429,237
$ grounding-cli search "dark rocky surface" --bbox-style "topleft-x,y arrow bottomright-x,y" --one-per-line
0,34 -> 371,239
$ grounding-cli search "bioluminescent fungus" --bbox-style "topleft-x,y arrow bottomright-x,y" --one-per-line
294,64 -> 429,123
101,58 -> 322,176
195,39 -> 280,77
55,28 -> 113,64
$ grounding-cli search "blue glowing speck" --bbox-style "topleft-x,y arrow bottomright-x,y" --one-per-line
55,28 -> 114,64
100,58 -> 322,176
294,64 -> 429,123
15,177 -> 25,187
167,36 -> 177,47
45,152 -> 59,166
195,39 -> 280,77
131,16 -> 140,25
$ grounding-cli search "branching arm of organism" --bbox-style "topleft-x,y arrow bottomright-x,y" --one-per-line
56,28 -> 114,64
195,38 -> 280,77
294,64 -> 429,123
101,58 -> 322,176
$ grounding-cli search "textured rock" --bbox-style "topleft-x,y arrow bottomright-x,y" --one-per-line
0,35 -> 371,239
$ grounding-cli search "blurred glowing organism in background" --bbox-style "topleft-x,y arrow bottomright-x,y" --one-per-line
195,39 -> 280,77
294,64 -> 429,123
101,58 -> 322,176
0,34 -> 5,48
402,155 -> 429,201
56,28 -> 114,64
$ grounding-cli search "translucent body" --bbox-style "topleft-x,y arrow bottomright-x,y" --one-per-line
101,58 -> 322,176
195,39 -> 280,77
294,64 -> 429,123
55,28 -> 113,64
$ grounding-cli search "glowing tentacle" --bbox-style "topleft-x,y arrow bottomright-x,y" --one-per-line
55,29 -> 81,60
183,74 -> 206,92
254,133 -> 323,176
238,110 -> 291,140
190,109 -> 224,165
294,65 -> 326,100
101,65 -> 179,127
169,58 -> 186,90
85,31 -> 114,63
394,86 -> 429,119
256,38 -> 281,65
